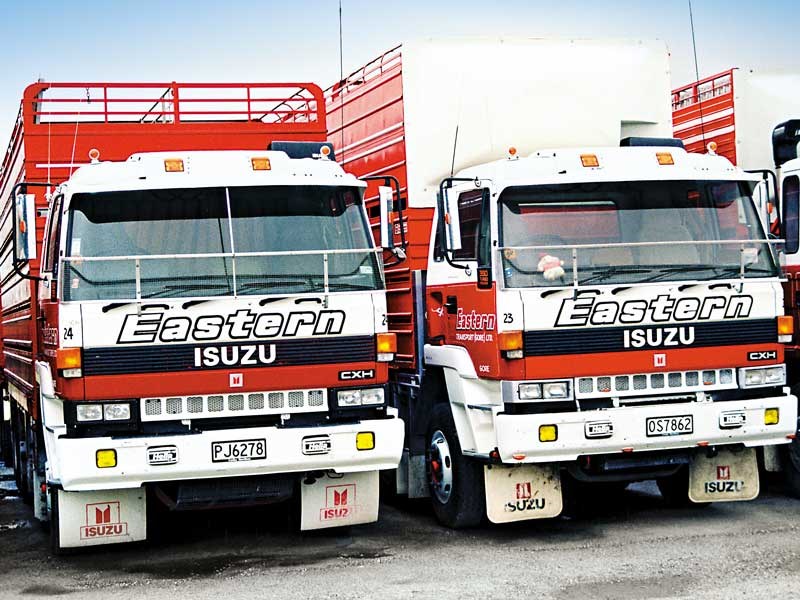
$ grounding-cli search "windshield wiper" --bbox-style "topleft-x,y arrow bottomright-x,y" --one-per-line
640,264 -> 776,284
143,283 -> 232,299
578,265 -> 653,286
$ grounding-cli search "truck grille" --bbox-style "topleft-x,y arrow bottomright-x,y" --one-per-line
141,389 -> 327,421
575,368 -> 736,399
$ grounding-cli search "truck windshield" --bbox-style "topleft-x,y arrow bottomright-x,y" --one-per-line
499,180 -> 778,288
63,185 -> 382,300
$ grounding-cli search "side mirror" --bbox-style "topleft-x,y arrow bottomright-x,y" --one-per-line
378,185 -> 394,249
15,192 -> 37,261
443,187 -> 462,252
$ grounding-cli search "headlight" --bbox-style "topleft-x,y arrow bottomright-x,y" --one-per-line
360,388 -> 385,406
764,367 -> 785,384
543,382 -> 569,399
739,365 -> 786,388
103,403 -> 131,421
337,388 -> 385,408
518,383 -> 542,400
76,403 -> 103,422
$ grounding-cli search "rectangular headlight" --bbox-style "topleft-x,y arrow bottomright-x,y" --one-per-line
764,367 -> 785,384
76,403 -> 103,422
518,383 -> 542,400
103,403 -> 131,421
360,388 -> 385,406
337,390 -> 362,407
543,382 -> 569,399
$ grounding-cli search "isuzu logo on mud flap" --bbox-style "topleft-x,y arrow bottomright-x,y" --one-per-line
703,464 -> 745,494
79,501 -> 128,540
504,481 -> 546,512
320,484 -> 356,520
117,309 -> 346,344
555,294 -> 753,327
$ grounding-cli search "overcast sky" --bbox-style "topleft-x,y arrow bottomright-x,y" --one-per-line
0,0 -> 796,147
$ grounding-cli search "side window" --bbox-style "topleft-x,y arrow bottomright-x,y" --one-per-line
784,175 -> 799,254
453,189 -> 489,263
44,195 -> 63,274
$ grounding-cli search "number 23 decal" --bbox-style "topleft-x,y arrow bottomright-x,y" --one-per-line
503,313 -> 514,324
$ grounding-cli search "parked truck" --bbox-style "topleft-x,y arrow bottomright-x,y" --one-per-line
673,70 -> 800,493
0,81 -> 404,551
326,39 -> 798,528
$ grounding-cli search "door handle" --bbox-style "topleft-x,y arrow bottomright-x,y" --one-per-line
444,295 -> 458,315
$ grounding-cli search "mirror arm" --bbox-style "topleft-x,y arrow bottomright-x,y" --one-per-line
745,168 -> 780,234
10,181 -> 51,282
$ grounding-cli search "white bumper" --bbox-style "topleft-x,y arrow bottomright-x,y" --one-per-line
51,417 -> 404,491
495,394 -> 797,463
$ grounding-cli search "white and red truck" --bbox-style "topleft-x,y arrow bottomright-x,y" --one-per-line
0,81 -> 403,551
327,39 -> 797,527
673,70 -> 800,493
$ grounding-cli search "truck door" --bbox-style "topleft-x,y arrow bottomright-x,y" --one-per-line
433,185 -> 499,376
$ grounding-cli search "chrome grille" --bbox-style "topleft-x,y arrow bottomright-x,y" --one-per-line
140,388 -> 328,421
575,368 -> 736,399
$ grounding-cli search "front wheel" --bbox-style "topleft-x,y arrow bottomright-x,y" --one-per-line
783,437 -> 800,498
427,404 -> 485,528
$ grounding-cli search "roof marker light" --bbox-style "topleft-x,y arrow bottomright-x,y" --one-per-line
88,148 -> 101,163
656,152 -> 674,165
508,146 -> 518,160
706,141 -> 718,155
580,154 -> 599,168
164,158 -> 184,172
319,145 -> 332,160
251,157 -> 272,171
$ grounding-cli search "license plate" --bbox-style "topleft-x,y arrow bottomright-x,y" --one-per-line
211,439 -> 266,463
645,415 -> 693,437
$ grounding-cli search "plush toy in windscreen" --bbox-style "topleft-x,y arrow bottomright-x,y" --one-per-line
537,254 -> 565,281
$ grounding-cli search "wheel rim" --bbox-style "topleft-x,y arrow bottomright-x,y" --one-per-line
429,430 -> 453,504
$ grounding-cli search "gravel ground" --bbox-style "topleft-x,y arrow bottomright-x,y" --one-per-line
1,463 -> 799,600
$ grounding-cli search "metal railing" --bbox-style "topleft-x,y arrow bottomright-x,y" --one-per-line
60,248 -> 385,302
498,239 -> 782,290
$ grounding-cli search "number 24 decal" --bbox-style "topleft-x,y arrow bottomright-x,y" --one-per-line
63,326 -> 73,340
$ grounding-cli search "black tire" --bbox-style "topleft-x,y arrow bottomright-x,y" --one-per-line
427,403 -> 485,528
783,437 -> 800,498
657,467 -> 709,508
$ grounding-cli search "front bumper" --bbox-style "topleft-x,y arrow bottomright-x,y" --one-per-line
495,393 -> 797,464
50,417 -> 404,491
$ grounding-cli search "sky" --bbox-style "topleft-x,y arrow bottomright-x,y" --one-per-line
0,0 -> 796,146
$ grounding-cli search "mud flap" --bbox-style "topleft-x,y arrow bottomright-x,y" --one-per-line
57,488 -> 146,548
689,447 -> 759,503
484,464 -> 562,524
300,471 -> 379,531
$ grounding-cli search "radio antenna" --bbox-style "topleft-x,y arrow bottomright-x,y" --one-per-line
688,0 -> 707,147
450,125 -> 459,177
338,0 -> 345,165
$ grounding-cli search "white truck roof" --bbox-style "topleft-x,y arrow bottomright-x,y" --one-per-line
61,150 -> 364,196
